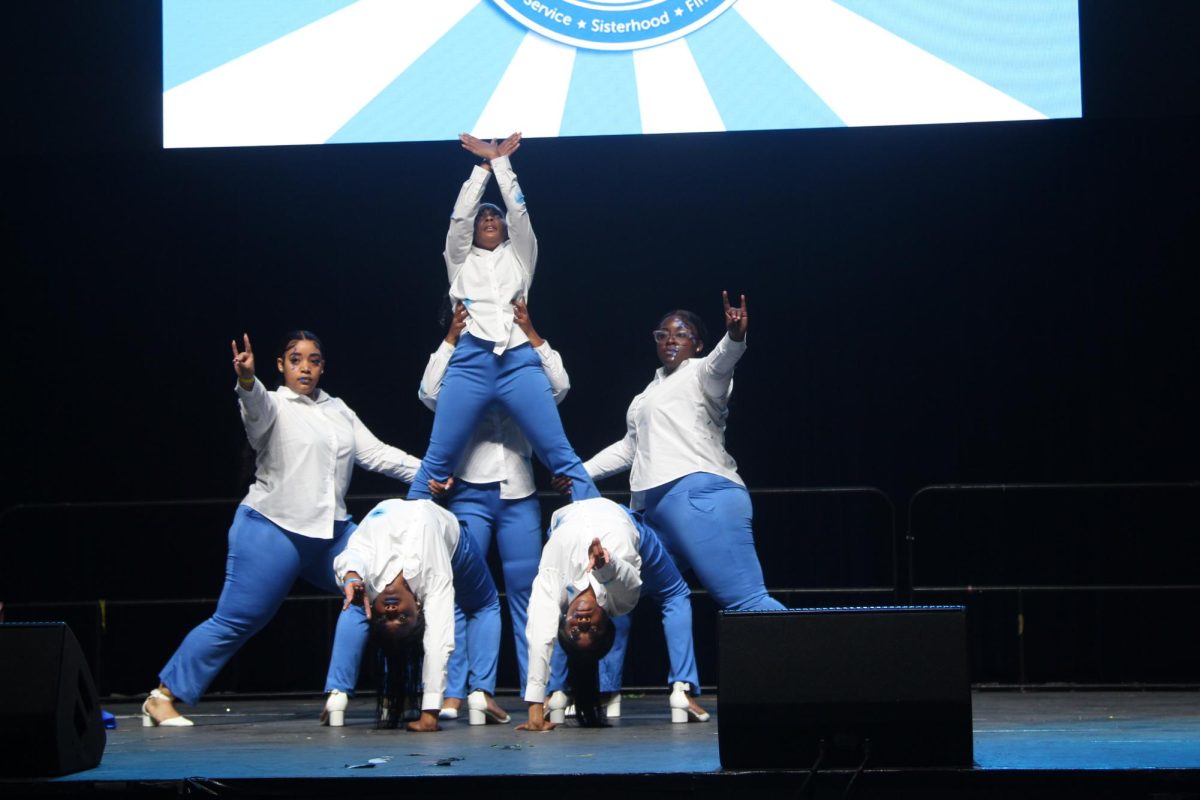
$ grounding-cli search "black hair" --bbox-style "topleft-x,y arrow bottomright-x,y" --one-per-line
371,611 -> 425,729
658,310 -> 708,347
556,615 -> 617,728
278,329 -> 324,360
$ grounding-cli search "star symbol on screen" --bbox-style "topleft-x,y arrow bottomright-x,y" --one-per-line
675,7 -> 684,15
578,19 -> 586,28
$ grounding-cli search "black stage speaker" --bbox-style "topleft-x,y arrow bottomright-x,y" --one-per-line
718,606 -> 972,769
0,622 -> 106,776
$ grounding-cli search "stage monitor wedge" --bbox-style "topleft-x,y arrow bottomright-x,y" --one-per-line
162,0 -> 1083,148
717,605 -> 972,769
0,622 -> 106,777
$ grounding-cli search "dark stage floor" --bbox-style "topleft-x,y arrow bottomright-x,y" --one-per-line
8,690 -> 1200,798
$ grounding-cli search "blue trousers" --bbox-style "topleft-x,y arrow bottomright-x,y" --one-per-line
160,505 -> 367,705
445,482 -> 541,699
550,516 -> 700,694
446,519 -> 503,697
643,473 -> 785,612
406,334 -> 598,502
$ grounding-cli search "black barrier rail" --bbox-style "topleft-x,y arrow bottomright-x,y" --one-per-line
905,481 -> 1200,685
0,486 -> 897,696
906,480 -> 1200,593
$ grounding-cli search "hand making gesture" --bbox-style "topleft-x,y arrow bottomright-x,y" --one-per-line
460,131 -> 522,166
586,537 -> 610,573
231,333 -> 255,386
723,291 -> 749,342
341,572 -> 371,620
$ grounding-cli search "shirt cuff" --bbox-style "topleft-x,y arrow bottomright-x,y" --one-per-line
436,340 -> 455,356
421,691 -> 443,712
524,684 -> 547,704
593,562 -> 617,585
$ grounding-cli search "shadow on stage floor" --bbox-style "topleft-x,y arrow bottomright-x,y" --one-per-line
5,689 -> 1199,799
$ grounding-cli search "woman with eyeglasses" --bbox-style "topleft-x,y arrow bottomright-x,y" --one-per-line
566,293 -> 784,627
142,331 -> 422,727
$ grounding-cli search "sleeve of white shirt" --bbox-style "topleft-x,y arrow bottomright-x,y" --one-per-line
236,378 -> 277,450
419,568 -> 456,711
347,407 -> 422,484
490,155 -> 537,282
699,333 -> 748,402
417,341 -> 455,411
444,164 -> 491,282
593,555 -> 643,617
535,340 -> 570,405
332,519 -> 378,587
583,432 -> 636,480
523,566 -> 564,704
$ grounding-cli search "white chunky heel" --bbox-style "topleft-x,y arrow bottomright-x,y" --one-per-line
669,682 -> 710,723
320,690 -> 348,727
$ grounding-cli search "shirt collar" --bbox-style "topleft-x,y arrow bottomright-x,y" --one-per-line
654,358 -> 694,383
276,385 -> 329,404
470,240 -> 511,258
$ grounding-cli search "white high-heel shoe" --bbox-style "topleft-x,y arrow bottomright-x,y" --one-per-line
669,682 -> 710,723
141,689 -> 193,727
467,690 -> 511,725
547,690 -> 570,724
320,690 -> 348,727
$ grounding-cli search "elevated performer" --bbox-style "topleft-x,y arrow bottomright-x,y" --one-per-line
405,133 -> 598,506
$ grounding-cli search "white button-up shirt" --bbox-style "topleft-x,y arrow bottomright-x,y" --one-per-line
583,334 -> 747,509
332,499 -> 459,711
238,380 -> 421,539
445,155 -> 537,355
417,339 -> 569,499
523,497 -> 643,703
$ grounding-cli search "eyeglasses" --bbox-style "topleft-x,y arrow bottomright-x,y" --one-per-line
568,622 -> 602,640
652,329 -> 695,344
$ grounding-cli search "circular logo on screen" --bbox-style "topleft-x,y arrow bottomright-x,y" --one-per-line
491,0 -> 737,51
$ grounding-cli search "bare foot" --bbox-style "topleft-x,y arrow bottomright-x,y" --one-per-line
407,710 -> 441,732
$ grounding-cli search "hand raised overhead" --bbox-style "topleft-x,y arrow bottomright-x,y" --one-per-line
722,291 -> 749,342
231,333 -> 255,381
460,132 -> 521,162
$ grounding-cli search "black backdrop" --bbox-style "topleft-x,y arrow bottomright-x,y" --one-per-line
2,1 -> 1197,693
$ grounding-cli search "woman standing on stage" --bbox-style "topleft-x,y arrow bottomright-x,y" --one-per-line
574,293 -> 785,615
142,331 -> 420,726
405,132 -> 598,506
418,300 -> 563,722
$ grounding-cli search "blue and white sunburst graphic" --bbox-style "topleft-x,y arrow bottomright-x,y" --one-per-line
163,0 -> 1081,149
